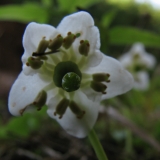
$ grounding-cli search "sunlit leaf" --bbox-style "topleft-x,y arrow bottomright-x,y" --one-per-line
108,26 -> 160,48
0,3 -> 49,23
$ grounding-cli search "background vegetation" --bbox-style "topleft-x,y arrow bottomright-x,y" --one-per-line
0,0 -> 160,159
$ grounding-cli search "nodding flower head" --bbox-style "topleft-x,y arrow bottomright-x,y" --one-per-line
8,11 -> 134,138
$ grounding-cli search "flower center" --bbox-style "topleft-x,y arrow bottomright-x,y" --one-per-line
53,61 -> 82,92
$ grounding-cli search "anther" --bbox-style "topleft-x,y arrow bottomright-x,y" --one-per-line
63,32 -> 76,49
90,81 -> 107,94
48,34 -> 63,51
36,37 -> 49,53
27,56 -> 43,69
79,40 -> 90,56
54,98 -> 69,119
33,90 -> 47,111
69,101 -> 85,119
92,73 -> 110,82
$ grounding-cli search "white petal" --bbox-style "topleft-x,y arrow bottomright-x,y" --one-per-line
80,86 -> 102,102
22,22 -> 59,75
47,91 -> 99,138
57,11 -> 100,55
134,71 -> 149,90
85,54 -> 134,99
8,72 -> 48,116
120,43 -> 156,69
85,50 -> 103,68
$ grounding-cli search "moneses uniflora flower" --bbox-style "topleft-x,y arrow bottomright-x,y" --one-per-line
119,43 -> 156,90
9,11 -> 134,138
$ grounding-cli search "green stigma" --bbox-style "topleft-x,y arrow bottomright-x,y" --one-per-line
62,72 -> 81,92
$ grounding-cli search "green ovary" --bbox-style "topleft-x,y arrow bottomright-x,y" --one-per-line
53,61 -> 82,92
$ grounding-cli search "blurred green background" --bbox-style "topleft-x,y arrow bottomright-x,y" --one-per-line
0,0 -> 160,159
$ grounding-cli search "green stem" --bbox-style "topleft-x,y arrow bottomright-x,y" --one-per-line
88,129 -> 109,160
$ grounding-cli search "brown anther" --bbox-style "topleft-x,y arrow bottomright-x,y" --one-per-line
80,40 -> 84,44
54,112 -> 57,116
68,32 -> 71,35
26,62 -> 30,66
107,80 -> 110,83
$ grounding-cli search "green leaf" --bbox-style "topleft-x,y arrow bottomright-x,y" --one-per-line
0,3 -> 49,23
101,10 -> 117,28
58,0 -> 102,12
108,26 -> 160,48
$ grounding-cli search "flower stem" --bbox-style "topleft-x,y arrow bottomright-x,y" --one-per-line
88,129 -> 109,160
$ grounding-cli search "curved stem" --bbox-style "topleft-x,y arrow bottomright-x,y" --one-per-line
88,129 -> 109,160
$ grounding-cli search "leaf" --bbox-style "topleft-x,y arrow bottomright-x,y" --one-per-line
101,10 -> 117,28
58,0 -> 102,12
0,3 -> 49,23
108,26 -> 160,48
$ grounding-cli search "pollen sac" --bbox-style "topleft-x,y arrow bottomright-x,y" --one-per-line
69,101 -> 85,119
33,90 -> 47,111
48,34 -> 63,51
90,81 -> 107,94
62,72 -> 81,92
79,40 -> 90,56
54,98 -> 69,119
36,37 -> 49,53
92,73 -> 110,82
63,32 -> 76,49
27,57 -> 43,69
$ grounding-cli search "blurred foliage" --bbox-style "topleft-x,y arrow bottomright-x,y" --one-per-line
0,0 -> 160,159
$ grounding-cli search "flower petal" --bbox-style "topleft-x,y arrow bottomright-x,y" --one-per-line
85,53 -> 134,100
22,22 -> 59,75
8,72 -> 48,116
57,11 -> 100,55
47,91 -> 99,138
134,71 -> 149,90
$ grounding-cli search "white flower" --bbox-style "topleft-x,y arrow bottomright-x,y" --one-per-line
119,43 -> 156,90
8,11 -> 134,138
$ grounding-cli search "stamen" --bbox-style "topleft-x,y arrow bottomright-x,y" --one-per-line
54,98 -> 69,119
63,32 -> 76,49
92,73 -> 110,82
90,81 -> 107,94
27,57 -> 43,69
79,40 -> 90,56
36,37 -> 49,53
48,34 -> 63,51
33,90 -> 47,111
69,101 -> 85,119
